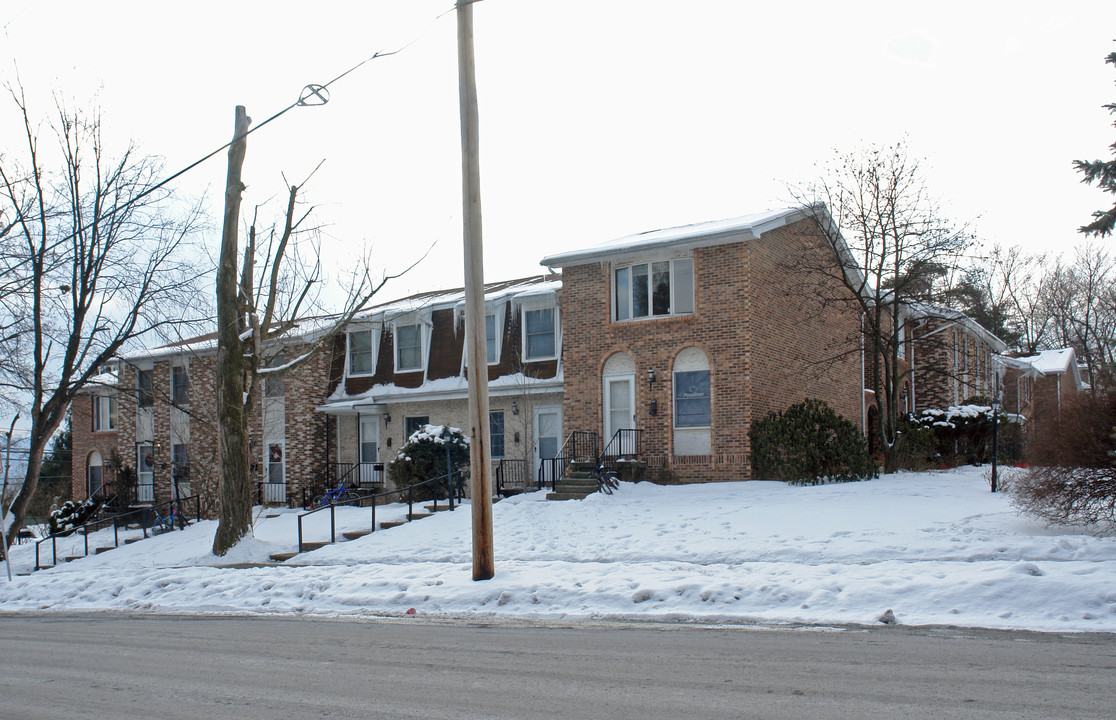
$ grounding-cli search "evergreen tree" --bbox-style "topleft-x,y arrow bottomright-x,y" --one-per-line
1074,47 -> 1116,237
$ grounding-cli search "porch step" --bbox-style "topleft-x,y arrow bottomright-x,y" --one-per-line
342,530 -> 370,541
270,551 -> 298,562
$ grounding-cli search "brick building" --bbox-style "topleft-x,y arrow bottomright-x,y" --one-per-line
997,347 -> 1085,423
541,208 -> 865,483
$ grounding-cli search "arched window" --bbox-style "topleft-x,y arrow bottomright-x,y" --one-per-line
673,347 -> 712,455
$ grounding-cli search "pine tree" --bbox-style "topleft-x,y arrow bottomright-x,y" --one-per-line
1074,48 -> 1116,237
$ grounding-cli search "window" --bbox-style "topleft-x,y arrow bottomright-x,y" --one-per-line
268,442 -> 285,485
92,395 -> 117,431
171,365 -> 189,406
486,314 -> 498,364
137,369 -> 154,408
264,353 -> 285,398
348,329 -> 375,376
524,307 -> 557,361
614,258 -> 694,321
489,411 -> 505,458
395,324 -> 423,372
404,415 -> 430,440
674,370 -> 711,428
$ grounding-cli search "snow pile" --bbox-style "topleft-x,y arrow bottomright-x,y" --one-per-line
3,466 -> 1116,632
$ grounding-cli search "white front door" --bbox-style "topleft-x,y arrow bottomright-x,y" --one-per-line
534,405 -> 562,483
359,416 -> 380,484
603,374 -> 636,449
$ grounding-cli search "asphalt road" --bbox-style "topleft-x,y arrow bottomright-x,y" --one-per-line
1,613 -> 1113,719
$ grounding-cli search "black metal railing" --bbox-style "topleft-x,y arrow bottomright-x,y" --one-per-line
495,459 -> 530,496
295,470 -> 466,553
256,481 -> 288,506
600,428 -> 642,472
34,494 -> 201,571
538,430 -> 599,491
300,462 -> 387,510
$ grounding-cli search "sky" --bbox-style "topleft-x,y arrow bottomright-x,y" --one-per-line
2,0 -> 1115,306
4,466 -> 1116,633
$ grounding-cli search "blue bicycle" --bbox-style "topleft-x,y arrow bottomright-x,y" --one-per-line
149,503 -> 184,536
315,486 -> 362,508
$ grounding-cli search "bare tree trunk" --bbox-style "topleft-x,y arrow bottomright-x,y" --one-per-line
212,107 -> 251,556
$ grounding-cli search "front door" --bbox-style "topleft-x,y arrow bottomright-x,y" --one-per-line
603,374 -> 636,450
534,405 -> 562,484
359,416 -> 380,485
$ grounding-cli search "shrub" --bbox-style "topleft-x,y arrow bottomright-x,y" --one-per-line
48,496 -> 101,535
749,398 -> 877,485
1010,391 -> 1116,530
908,404 -> 1010,466
388,424 -> 470,499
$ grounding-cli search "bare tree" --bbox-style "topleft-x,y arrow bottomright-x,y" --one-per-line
0,83 -> 203,553
1044,242 -> 1115,389
793,142 -> 974,473
210,110 -> 401,555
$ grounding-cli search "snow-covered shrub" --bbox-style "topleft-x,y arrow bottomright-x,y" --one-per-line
388,424 -> 470,497
48,496 -> 101,536
749,399 -> 876,485
908,404 -> 1013,466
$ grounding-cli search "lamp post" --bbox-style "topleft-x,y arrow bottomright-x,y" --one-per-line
990,398 -> 1001,493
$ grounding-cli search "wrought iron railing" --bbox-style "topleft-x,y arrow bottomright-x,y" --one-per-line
537,430 -> 598,490
600,428 -> 642,472
34,495 -> 201,571
295,470 -> 466,553
495,459 -> 530,495
301,462 -> 387,509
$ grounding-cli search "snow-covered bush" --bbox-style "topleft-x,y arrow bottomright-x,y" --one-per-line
908,403 -> 1014,466
388,424 -> 470,497
48,496 -> 101,536
750,399 -> 876,485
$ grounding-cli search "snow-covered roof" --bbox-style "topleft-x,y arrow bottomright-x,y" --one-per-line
1008,347 -> 1084,390
906,301 -> 1008,353
317,371 -> 563,413
351,275 -> 560,324
540,208 -> 813,268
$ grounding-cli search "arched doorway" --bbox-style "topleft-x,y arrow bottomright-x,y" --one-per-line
87,450 -> 104,498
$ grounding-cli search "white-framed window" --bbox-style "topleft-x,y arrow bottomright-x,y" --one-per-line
404,415 -> 429,440
489,411 -> 505,458
486,314 -> 499,364
92,394 -> 117,432
523,307 -> 558,361
674,370 -> 711,428
348,328 -> 378,376
394,323 -> 425,372
614,257 -> 694,322
171,364 -> 189,406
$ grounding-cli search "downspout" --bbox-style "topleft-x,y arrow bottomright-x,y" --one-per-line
860,312 -> 866,433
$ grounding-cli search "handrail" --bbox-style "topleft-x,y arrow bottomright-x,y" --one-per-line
34,494 -> 201,571
295,470 -> 467,553
599,428 -> 641,471
538,430 -> 599,491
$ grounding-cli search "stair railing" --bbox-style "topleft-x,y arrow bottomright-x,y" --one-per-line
34,494 -> 201,571
539,431 -> 599,491
599,428 -> 642,473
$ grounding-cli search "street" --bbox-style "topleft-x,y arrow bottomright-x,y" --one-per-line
1,613 -> 1113,719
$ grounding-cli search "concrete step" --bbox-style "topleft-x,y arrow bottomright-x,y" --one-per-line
407,512 -> 434,521
299,541 -> 328,552
546,491 -> 594,501
95,546 -> 116,555
423,504 -> 459,512
266,513 -> 282,519
342,530 -> 370,541
379,520 -> 406,529
124,537 -> 143,544
64,556 -> 84,563
269,551 -> 298,562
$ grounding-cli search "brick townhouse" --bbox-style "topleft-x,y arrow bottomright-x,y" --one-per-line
71,207 -> 1010,507
997,347 -> 1085,423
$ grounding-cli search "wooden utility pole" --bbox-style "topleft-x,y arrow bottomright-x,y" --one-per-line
212,106 -> 252,556
457,0 -> 495,581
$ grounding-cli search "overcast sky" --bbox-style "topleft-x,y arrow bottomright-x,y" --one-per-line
3,0 -> 1115,307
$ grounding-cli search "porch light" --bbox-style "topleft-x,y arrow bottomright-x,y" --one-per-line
514,432 -> 520,444
384,413 -> 391,423
647,368 -> 656,386
512,401 -> 519,415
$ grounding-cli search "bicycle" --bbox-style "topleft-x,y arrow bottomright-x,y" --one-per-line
315,486 -> 362,508
149,503 -> 184,536
593,462 -> 620,495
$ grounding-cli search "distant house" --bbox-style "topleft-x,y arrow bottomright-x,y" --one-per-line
997,347 -> 1086,423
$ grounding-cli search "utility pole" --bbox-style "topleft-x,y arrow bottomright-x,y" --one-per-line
457,0 -> 495,580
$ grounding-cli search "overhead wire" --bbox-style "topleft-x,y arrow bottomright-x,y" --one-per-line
2,0 -> 474,269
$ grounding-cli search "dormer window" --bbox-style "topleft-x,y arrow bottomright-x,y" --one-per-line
395,323 -> 424,372
348,329 -> 377,376
524,307 -> 558,361
486,314 -> 499,364
614,257 -> 694,321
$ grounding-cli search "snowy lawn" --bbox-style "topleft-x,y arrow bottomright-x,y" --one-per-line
3,466 -> 1115,632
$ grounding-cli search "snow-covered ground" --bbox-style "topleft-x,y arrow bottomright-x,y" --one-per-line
3,466 -> 1115,632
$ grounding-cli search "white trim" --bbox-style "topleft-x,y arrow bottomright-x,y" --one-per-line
346,326 -> 381,377
521,305 -> 560,362
392,320 -> 429,374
